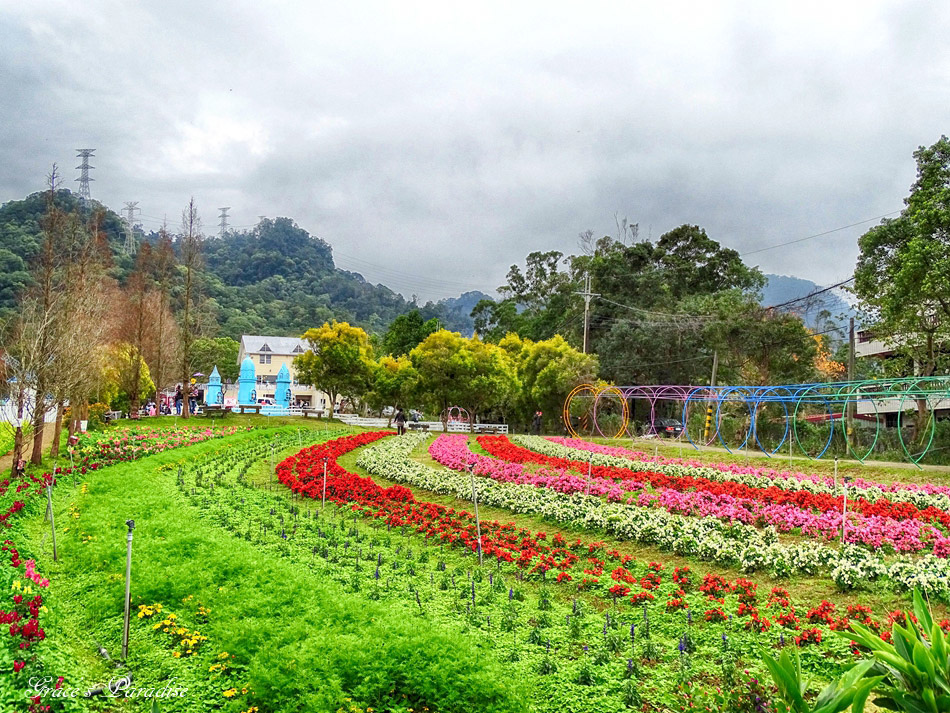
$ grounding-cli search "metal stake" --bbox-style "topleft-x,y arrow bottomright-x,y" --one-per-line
841,473 -> 849,547
587,454 -> 592,496
46,485 -> 57,561
468,463 -> 483,566
321,457 -> 328,511
122,519 -> 135,659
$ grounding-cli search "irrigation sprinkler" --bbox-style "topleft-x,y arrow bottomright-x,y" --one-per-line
122,519 -> 135,659
468,463 -> 483,566
45,484 -> 57,561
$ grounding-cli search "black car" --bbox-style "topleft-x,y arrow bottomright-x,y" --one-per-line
646,418 -> 684,437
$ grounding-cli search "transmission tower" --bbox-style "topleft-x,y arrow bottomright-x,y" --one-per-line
122,201 -> 140,255
75,149 -> 95,201
218,207 -> 231,237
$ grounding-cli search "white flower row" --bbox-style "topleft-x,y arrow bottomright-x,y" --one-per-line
355,434 -> 950,599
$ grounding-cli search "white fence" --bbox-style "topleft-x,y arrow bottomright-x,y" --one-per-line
335,414 -> 508,434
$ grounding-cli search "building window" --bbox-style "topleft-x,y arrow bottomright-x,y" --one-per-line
259,353 -> 271,364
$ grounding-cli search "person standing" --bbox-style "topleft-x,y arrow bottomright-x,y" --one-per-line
532,410 -> 542,435
174,385 -> 183,415
394,406 -> 407,435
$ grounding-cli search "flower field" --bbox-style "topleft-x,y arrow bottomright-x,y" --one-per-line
7,420 -> 950,712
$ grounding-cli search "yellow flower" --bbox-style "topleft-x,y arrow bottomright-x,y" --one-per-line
223,688 -> 237,698
173,651 -> 181,658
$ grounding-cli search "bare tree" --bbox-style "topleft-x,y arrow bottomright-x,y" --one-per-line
149,226 -> 177,401
179,199 -> 203,419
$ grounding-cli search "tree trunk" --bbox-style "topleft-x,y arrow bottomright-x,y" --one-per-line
30,379 -> 46,465
50,401 -> 64,459
328,390 -> 337,418
11,426 -> 23,479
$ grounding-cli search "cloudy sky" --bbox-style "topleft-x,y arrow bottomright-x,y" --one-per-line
2,1 -> 948,302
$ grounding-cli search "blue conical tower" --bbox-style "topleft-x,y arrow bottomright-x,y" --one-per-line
237,356 -> 257,404
205,366 -> 222,405
275,363 -> 291,408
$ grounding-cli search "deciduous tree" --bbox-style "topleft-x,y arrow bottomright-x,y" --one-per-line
295,321 -> 374,417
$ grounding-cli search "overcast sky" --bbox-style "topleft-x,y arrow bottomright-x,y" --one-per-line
2,1 -> 948,302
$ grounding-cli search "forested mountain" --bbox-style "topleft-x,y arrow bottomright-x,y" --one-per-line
761,273 -> 855,337
0,189 -> 480,337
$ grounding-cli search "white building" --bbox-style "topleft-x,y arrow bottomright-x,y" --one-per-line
236,335 -> 342,411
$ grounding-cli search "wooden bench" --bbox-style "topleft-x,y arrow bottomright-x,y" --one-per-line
302,409 -> 325,419
236,404 -> 262,415
407,422 -> 430,432
203,405 -> 231,417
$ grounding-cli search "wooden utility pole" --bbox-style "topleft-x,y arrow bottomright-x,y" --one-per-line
575,273 -> 599,354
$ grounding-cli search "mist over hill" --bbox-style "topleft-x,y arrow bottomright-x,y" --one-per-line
761,273 -> 855,339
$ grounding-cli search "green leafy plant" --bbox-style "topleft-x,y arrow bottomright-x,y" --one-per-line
842,589 -> 950,712
763,646 -> 881,713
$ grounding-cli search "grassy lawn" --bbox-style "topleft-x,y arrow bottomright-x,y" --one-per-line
16,426 -> 524,713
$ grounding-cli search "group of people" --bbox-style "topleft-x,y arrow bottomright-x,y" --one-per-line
172,385 -> 201,415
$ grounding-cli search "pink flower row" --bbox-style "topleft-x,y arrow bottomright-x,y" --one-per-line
547,437 -> 950,498
429,435 -> 950,556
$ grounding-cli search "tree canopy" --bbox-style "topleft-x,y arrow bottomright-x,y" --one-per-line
295,321 -> 375,417
855,135 -> 950,374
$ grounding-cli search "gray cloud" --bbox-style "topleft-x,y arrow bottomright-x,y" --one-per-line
2,1 -> 948,302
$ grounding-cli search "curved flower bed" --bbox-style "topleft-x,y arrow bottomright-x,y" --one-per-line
489,436 -> 950,533
75,425 -> 250,468
432,435 -> 950,556
269,433 -> 950,667
534,435 -> 950,510
359,433 -> 950,597
1,424 -> 254,697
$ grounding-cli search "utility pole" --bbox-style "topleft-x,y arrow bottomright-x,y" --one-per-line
847,317 -> 856,436
575,272 -> 599,354
123,201 -> 140,255
218,207 -> 231,237
703,351 -> 718,443
75,149 -> 95,202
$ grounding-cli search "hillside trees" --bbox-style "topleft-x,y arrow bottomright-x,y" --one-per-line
382,310 -> 440,356
0,168 -> 114,468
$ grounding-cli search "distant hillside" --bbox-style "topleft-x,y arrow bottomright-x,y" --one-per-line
761,273 -> 855,338
0,189 -> 486,340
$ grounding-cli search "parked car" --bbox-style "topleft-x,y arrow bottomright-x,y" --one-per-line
257,398 -> 274,406
646,418 -> 684,437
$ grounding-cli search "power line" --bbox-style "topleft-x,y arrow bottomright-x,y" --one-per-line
740,212 -> 900,257
766,277 -> 855,310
